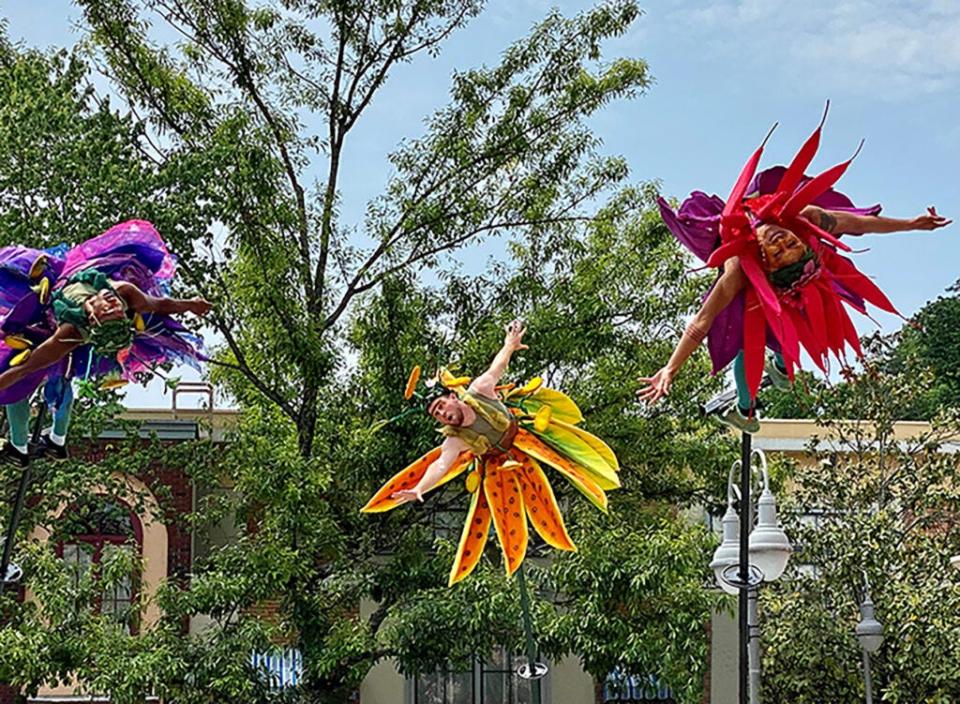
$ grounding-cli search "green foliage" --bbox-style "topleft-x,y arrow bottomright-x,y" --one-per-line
0,3 -> 733,702
545,505 -> 720,702
761,364 -> 960,702
0,33 -> 157,248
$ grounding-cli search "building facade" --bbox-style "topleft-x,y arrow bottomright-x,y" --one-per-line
2,412 -> 943,703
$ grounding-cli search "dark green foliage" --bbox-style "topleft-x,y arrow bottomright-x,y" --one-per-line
761,365 -> 960,702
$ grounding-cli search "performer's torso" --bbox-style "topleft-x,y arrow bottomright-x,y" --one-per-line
443,389 -> 514,456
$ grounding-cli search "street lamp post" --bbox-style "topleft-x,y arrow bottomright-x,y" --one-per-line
856,574 -> 884,704
710,445 -> 792,704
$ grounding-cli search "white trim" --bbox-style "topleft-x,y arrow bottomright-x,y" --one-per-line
752,436 -> 960,454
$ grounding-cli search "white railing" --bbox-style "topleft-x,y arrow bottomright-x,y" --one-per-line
252,648 -> 303,690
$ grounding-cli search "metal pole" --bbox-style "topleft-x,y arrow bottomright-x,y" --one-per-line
516,564 -> 542,704
748,587 -> 760,704
862,650 -> 873,704
0,400 -> 47,598
738,431 -> 752,704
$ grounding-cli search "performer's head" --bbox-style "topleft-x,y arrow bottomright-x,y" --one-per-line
84,289 -> 126,324
83,290 -> 135,354
427,393 -> 466,427
755,223 -> 808,272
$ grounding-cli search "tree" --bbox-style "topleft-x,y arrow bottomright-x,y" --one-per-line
0,32 -> 158,250
77,0 -> 653,457
760,362 -> 960,702
0,4 -> 736,702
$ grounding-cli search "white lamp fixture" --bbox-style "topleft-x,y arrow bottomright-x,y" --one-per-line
748,454 -> 792,582
856,593 -> 884,654
710,501 -> 741,596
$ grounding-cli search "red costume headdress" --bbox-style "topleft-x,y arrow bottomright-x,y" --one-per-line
704,104 -> 901,400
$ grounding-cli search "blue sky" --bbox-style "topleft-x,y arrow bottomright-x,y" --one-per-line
2,0 -> 958,404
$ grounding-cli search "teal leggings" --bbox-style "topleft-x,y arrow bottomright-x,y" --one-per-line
5,381 -> 73,448
733,350 -> 784,412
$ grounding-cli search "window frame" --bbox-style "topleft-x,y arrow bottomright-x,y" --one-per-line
55,495 -> 144,635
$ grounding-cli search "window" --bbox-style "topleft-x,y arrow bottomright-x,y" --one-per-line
481,647 -> 536,704
57,496 -> 142,634
409,648 -> 544,704
413,667 -> 474,704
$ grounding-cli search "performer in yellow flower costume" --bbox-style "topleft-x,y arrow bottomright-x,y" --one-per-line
362,320 -> 620,585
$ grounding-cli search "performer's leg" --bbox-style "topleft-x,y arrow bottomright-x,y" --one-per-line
733,351 -> 752,414
1,399 -> 32,466
39,379 -> 71,459
766,351 -> 790,390
49,382 -> 73,446
5,399 -> 30,454
720,351 -> 760,434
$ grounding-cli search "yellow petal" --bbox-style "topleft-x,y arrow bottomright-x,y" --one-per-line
522,387 -> 583,424
533,405 -> 552,432
449,484 -> 491,586
28,255 -> 48,280
518,456 -> 576,551
133,313 -> 146,332
484,462 -> 528,576
3,336 -> 31,350
518,377 -> 543,395
102,378 -> 129,390
37,278 -> 50,304
361,449 -> 473,513
439,367 -> 471,388
403,365 -> 422,400
10,349 -> 31,367
465,469 -> 480,494
514,429 -> 608,512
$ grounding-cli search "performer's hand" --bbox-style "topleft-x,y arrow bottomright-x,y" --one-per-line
636,366 -> 675,405
910,206 -> 952,231
504,319 -> 529,352
189,297 -> 213,317
392,487 -> 424,504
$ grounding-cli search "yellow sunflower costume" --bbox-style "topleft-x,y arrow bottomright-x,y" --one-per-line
362,367 -> 620,585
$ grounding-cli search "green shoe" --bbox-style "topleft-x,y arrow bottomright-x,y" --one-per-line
717,404 -> 760,434
765,357 -> 791,391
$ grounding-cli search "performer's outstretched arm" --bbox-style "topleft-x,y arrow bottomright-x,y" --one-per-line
802,205 -> 951,236
0,326 -> 82,391
470,319 -> 528,398
392,435 -> 469,504
114,282 -> 212,317
638,257 -> 746,404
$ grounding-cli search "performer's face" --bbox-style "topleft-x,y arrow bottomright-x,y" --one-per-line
756,224 -> 807,272
428,395 -> 465,426
84,290 -> 125,324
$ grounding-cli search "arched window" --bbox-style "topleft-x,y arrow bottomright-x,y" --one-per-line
56,496 -> 143,634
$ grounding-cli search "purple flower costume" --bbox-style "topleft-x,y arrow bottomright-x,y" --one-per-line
0,220 -> 204,406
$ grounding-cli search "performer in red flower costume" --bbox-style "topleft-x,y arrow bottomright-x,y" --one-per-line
639,105 -> 951,431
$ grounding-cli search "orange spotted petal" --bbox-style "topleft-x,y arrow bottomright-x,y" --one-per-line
518,457 -> 575,551
483,461 -> 528,576
449,484 -> 492,585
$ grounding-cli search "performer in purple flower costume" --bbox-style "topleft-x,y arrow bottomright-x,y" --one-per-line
0,220 -> 210,466
639,108 -> 951,433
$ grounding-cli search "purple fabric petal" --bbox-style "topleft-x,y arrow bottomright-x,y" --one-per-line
61,220 -> 175,281
657,194 -> 723,264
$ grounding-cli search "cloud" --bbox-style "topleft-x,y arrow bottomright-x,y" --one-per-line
662,0 -> 960,99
